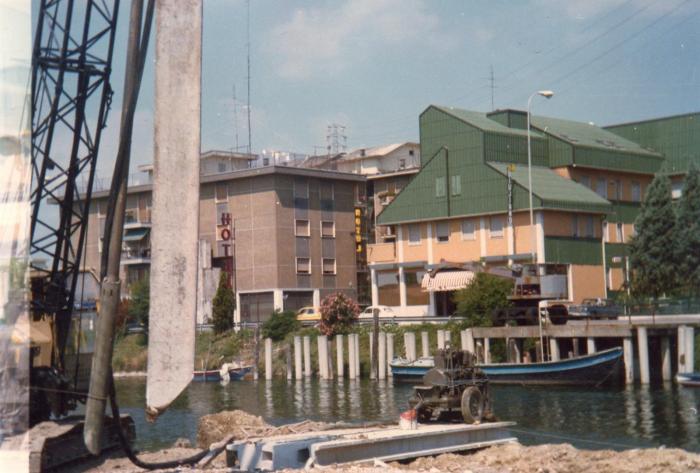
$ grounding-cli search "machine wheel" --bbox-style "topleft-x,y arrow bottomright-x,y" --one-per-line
460,387 -> 484,424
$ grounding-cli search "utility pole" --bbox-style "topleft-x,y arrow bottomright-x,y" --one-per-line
489,65 -> 495,111
246,0 -> 252,156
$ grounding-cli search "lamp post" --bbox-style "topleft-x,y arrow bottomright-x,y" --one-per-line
527,90 -> 553,363
526,90 -> 554,263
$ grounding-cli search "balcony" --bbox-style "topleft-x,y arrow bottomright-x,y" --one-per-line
120,227 -> 151,265
121,246 -> 150,265
367,242 -> 396,263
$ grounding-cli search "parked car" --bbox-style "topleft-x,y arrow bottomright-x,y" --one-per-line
125,322 -> 146,334
568,298 -> 620,320
296,306 -> 321,324
358,305 -> 396,320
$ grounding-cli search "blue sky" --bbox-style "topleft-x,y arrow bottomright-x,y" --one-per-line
97,0 -> 700,175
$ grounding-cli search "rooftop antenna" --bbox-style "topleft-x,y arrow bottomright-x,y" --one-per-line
246,0 -> 252,156
489,65 -> 495,111
232,84 -> 239,152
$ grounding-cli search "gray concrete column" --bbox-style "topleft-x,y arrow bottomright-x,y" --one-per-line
286,344 -> 292,380
428,292 -> 437,316
370,269 -> 379,306
354,333 -> 360,375
464,329 -> 475,353
685,327 -> 695,374
661,336 -> 672,381
294,336 -> 302,380
378,332 -> 387,380
405,332 -> 417,361
264,338 -> 273,380
318,335 -> 329,379
549,338 -> 560,362
587,337 -> 596,354
476,341 -> 484,363
637,328 -> 650,384
484,338 -> 491,364
387,333 -> 395,377
623,337 -> 635,384
437,330 -> 445,350
336,334 -> 344,378
369,333 -> 375,380
421,331 -> 429,358
348,334 -> 356,380
445,330 -> 451,347
678,326 -> 687,374
398,267 -> 407,308
303,336 -> 311,377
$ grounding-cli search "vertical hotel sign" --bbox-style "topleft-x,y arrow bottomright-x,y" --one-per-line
354,207 -> 363,254
219,212 -> 234,279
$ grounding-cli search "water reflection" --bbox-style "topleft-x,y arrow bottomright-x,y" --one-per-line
114,377 -> 700,453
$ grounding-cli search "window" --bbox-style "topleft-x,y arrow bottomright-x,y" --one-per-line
295,219 -> 310,237
631,181 -> 641,202
215,183 -> 228,202
608,179 -> 621,201
218,162 -> 226,173
408,224 -> 421,245
435,176 -> 446,197
450,175 -> 461,196
436,222 -> 449,242
616,223 -> 624,242
124,208 -> 137,224
216,202 -> 229,227
296,257 -> 311,274
580,175 -> 591,189
320,182 -> 334,200
399,158 -> 406,169
409,149 -> 415,156
672,181 -> 683,199
322,258 -> 336,275
489,216 -> 504,238
321,221 -> 335,238
262,157 -> 270,166
596,178 -> 607,198
572,215 -> 579,237
461,219 -> 476,240
584,215 -> 594,238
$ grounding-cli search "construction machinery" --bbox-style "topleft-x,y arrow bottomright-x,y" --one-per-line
491,263 -> 571,326
408,347 -> 493,424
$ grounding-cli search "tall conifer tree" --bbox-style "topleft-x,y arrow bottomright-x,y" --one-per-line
676,163 -> 700,296
628,174 -> 677,303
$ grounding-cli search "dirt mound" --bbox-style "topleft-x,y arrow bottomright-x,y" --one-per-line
397,442 -> 700,473
197,409 -> 330,448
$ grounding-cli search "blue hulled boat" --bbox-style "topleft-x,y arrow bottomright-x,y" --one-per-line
390,347 -> 623,386
193,365 -> 253,382
676,372 -> 700,387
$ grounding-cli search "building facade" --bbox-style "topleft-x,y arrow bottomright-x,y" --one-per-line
367,106 -> 688,316
82,153 -> 365,324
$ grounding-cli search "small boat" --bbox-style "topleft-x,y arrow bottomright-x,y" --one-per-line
676,372 -> 700,387
193,364 -> 253,382
390,347 -> 623,386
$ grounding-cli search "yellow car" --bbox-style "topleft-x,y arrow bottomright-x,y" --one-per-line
296,306 -> 321,324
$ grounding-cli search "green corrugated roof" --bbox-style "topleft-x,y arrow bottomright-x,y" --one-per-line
487,162 -> 611,212
430,105 -> 545,139
531,115 -> 661,157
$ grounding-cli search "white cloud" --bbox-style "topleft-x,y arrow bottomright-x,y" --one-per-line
265,0 -> 445,80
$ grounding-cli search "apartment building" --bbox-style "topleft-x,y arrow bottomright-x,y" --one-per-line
82,151 -> 365,324
368,106 -> 676,316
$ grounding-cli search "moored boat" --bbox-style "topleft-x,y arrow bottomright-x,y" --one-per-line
676,372 -> 700,387
390,347 -> 623,386
193,364 -> 253,382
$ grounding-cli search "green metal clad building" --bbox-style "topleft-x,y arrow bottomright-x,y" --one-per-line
375,105 -> 700,270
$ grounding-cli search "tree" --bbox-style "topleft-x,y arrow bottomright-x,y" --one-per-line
319,293 -> 359,337
128,279 -> 150,326
261,310 -> 299,341
212,272 -> 235,334
629,174 -> 677,303
453,272 -> 513,327
676,163 -> 700,297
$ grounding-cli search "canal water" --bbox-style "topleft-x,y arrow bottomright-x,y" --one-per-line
115,377 -> 700,453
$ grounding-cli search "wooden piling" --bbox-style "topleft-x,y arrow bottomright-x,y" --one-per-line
303,336 -> 311,377
336,334 -> 344,378
264,338 -> 272,380
637,328 -> 649,384
348,334 -> 356,380
318,335 -> 329,379
386,333 -> 394,377
378,332 -> 387,380
661,336 -> 671,381
294,336 -> 302,380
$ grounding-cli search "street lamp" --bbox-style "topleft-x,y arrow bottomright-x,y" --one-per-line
526,90 -> 554,263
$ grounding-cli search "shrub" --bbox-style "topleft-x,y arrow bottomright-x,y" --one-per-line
212,272 -> 235,334
453,272 -> 513,327
261,310 -> 299,341
319,293 -> 359,337
128,279 -> 149,326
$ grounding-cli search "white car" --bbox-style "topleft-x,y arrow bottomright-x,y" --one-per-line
359,305 -> 396,320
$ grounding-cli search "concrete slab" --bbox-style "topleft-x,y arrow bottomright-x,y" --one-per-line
227,422 -> 516,471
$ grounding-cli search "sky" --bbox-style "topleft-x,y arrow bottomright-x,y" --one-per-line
33,0 -> 700,177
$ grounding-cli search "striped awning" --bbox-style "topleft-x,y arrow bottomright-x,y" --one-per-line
421,270 -> 475,292
123,227 -> 150,242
